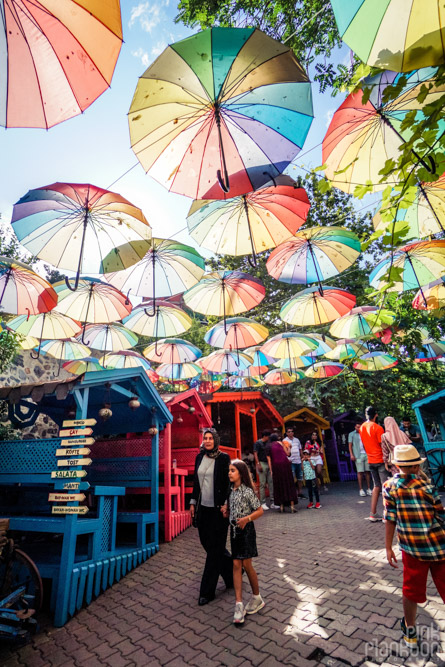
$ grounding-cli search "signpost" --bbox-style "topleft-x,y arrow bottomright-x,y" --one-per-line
52,506 -> 89,515
48,493 -> 86,502
51,470 -> 87,479
60,438 -> 94,448
57,458 -> 92,467
54,481 -> 90,491
52,419 -> 95,514
59,427 -> 94,437
62,418 -> 97,428
56,448 -> 91,457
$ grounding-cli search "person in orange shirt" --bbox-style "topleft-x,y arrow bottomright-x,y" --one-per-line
360,406 -> 388,522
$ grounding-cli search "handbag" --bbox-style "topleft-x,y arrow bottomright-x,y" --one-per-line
192,492 -> 201,528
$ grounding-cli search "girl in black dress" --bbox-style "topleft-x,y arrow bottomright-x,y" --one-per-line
227,460 -> 264,625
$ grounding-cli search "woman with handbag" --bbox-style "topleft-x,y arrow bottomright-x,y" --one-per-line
189,429 -> 233,605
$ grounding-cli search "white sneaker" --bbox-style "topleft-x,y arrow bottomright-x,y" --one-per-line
359,489 -> 366,497
366,489 -> 372,496
245,594 -> 265,615
270,503 -> 280,509
261,503 -> 270,510
233,602 -> 246,624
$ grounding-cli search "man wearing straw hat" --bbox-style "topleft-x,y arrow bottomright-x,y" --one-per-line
383,444 -> 445,649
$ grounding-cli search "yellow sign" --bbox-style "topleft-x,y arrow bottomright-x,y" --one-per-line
48,493 -> 86,502
56,448 -> 90,457
62,418 -> 97,427
57,458 -> 92,467
51,470 -> 87,479
52,506 -> 89,515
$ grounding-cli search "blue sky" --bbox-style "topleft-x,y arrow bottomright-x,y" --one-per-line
0,3 -> 374,261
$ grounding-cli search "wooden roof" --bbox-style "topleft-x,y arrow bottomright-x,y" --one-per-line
283,407 -> 329,429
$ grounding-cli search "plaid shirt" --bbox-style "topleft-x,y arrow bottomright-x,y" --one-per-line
383,473 -> 445,561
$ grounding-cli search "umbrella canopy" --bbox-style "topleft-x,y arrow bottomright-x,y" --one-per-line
244,345 -> 275,369
187,175 -> 310,259
228,376 -> 265,389
273,356 -> 314,370
305,362 -> 345,379
0,0 -> 123,128
12,183 -> 151,289
183,271 -> 266,325
414,338 -> 445,362
122,300 -> 192,337
266,227 -> 360,287
100,351 -> 152,371
0,256 -> 57,315
105,238 -> 205,308
205,317 -> 268,350
353,352 -> 398,371
322,69 -> 445,194
324,339 -> 366,361
260,332 -> 318,359
40,338 -> 90,360
199,350 -> 253,374
331,0 -> 445,72
412,277 -> 445,310
301,332 -> 336,356
329,306 -> 396,339
156,362 -> 202,380
369,240 -> 445,298
7,311 -> 81,340
128,27 -> 313,199
76,323 -> 137,352
17,335 -> 40,350
63,357 -> 104,375
280,286 -> 356,326
263,369 -> 303,385
143,338 -> 202,364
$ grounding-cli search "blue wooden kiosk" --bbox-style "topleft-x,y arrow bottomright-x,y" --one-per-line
0,367 -> 172,627
412,388 -> 445,490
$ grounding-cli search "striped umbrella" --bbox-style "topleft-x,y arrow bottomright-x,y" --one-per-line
280,286 -> 356,326
412,277 -> 445,310
123,300 -> 192,337
76,324 -> 137,352
324,339 -> 366,361
264,369 -> 303,385
299,332 -> 336,356
143,338 -> 202,364
17,335 -> 40,351
244,345 -> 275,369
205,317 -> 268,350
187,175 -> 310,262
199,350 -> 253,374
329,306 -> 396,339
100,351 -> 153,371
0,257 -> 57,316
228,376 -> 265,389
273,356 -> 314,370
63,357 -> 104,375
40,338 -> 91,376
414,338 -> 445,362
261,332 -> 318,360
266,227 -> 360,289
353,352 -> 398,371
7,311 -> 81,359
305,362 -> 345,379
156,362 -> 202,380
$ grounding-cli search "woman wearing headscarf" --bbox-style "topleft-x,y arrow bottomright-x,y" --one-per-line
267,433 -> 298,513
381,416 -> 412,475
190,428 -> 233,605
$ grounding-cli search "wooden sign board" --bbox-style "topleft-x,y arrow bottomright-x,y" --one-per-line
48,493 -> 86,502
62,418 -> 97,427
57,458 -> 92,467
59,427 -> 93,437
52,506 -> 89,515
55,481 -> 90,491
60,438 -> 94,447
51,470 -> 87,479
56,448 -> 90,457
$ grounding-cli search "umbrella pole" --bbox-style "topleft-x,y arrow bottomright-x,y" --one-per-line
307,240 -> 324,295
215,106 -> 230,193
222,279 -> 228,334
376,110 -> 436,175
30,313 -> 46,360
242,196 -> 258,268
312,292 -> 324,326
65,207 -> 89,292
154,306 -> 161,356
405,252 -> 428,307
144,249 -> 157,318
418,183 -> 445,233
81,285 -> 94,345
0,269 -> 11,308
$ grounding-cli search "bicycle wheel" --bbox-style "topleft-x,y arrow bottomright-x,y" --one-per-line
0,548 -> 43,612
427,449 -> 445,490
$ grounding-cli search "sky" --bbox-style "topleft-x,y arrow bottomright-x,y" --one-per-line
0,2 -> 375,263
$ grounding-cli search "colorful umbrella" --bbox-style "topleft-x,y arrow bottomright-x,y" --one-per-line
369,240 -> 445,301
7,311 -> 81,358
0,0 -> 123,128
322,69 -> 445,194
156,362 -> 202,380
353,352 -> 398,371
17,335 -> 40,351
199,350 -> 253,374
305,362 -> 345,379
187,175 -> 310,262
12,183 -> 151,290
129,27 -> 313,199
324,339 -> 366,361
266,227 -> 361,288
122,300 -> 192,337
329,306 -> 396,339
414,338 -> 445,362
0,257 -> 57,315
280,286 -> 356,326
412,277 -> 445,310
143,338 -> 202,364
331,0 -> 445,72
100,351 -> 152,371
263,369 -> 303,385
105,238 -> 205,312
40,337 -> 91,376
183,271 -> 266,331
244,346 -> 275,369
76,324 -> 137,352
205,317 -> 268,350
301,332 -> 336,356
63,357 -> 104,375
273,356 -> 314,370
260,332 -> 318,360
228,376 -> 265,389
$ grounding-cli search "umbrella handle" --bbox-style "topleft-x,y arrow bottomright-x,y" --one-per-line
262,171 -> 277,188
65,273 -> 80,292
155,338 -> 162,357
30,312 -> 46,359
30,343 -> 41,360
215,107 -> 230,193
125,289 -> 131,306
217,170 -> 230,194
144,304 -> 156,318
248,256 -> 257,268
25,308 -> 30,321
411,150 -> 436,175
80,326 -> 90,346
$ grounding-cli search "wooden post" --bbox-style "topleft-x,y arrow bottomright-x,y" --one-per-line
252,409 -> 258,444
234,403 -> 241,459
151,416 -> 159,549
163,422 -> 172,542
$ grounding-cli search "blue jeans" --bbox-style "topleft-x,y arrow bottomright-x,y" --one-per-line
291,462 -> 303,481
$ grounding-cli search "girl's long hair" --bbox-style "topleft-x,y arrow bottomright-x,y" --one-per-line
230,459 -> 255,491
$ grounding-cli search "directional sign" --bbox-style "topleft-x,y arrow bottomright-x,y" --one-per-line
55,481 -> 90,491
56,448 -> 91,457
60,438 -> 95,448
51,470 -> 87,479
48,493 -> 86,502
52,506 -> 89,515
62,418 -> 97,427
59,427 -> 94,437
57,458 -> 92,467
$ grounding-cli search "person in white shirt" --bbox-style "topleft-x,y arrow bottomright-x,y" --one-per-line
348,421 -> 372,497
283,426 -> 305,499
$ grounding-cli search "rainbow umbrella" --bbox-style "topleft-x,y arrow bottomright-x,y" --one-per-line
0,1 -> 122,128
143,338 -> 202,364
187,175 -> 310,262
261,332 -> 318,360
156,362 -> 202,380
244,345 -> 275,369
305,362 -> 345,379
129,27 -> 313,199
331,1 -> 445,72
105,238 -> 205,312
183,271 -> 265,331
100,351 -> 152,371
369,240 -> 445,301
280,286 -> 356,327
266,227 -> 360,289
40,338 -> 90,360
205,317 -> 268,350
325,339 -> 366,361
228,376 -> 265,389
264,369 -> 303,385
7,311 -> 81,359
302,332 -> 336,356
414,338 -> 445,362
0,257 -> 57,316
329,306 -> 396,339
353,352 -> 398,371
199,350 -> 253,374
122,300 -> 192,337
76,324 -> 137,352
412,277 -> 445,310
17,335 -> 40,351
322,69 -> 445,194
273,356 -> 313,370
12,183 -> 151,290
63,357 -> 104,375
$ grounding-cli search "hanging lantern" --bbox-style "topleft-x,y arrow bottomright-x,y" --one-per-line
148,426 -> 158,436
250,407 -> 255,414
99,403 -> 112,421
188,405 -> 195,413
176,415 -> 184,424
128,396 -> 141,411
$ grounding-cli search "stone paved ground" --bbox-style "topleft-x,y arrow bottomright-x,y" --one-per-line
1,483 -> 444,667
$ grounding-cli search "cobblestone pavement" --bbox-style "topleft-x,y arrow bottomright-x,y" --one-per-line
1,483 -> 444,667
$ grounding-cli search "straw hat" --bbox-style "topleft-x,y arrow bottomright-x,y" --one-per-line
392,444 -> 425,466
